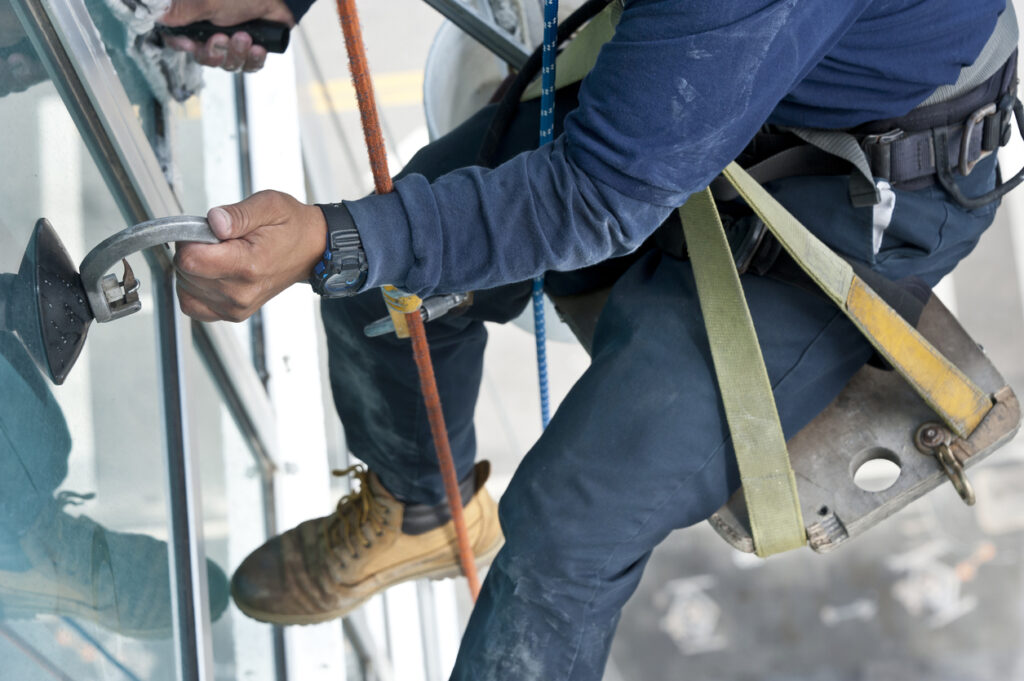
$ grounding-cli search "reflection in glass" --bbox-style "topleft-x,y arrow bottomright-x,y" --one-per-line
0,5 -> 46,97
0,328 -> 229,637
0,5 -> 227,678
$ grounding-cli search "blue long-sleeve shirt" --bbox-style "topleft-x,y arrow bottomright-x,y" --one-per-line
288,0 -> 1003,297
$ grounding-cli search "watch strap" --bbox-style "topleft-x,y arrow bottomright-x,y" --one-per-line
311,203 -> 368,296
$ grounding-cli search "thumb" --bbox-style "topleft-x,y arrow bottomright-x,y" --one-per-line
208,190 -> 293,240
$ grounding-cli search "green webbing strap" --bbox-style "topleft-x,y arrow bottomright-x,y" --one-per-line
679,189 -> 807,557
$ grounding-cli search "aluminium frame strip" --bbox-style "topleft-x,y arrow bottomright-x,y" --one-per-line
9,1 -> 286,679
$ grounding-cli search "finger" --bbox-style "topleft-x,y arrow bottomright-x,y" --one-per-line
176,281 -> 223,323
177,268 -> 263,322
196,34 -> 229,68
8,53 -> 28,83
222,31 -> 253,72
175,239 -> 249,282
7,53 -> 41,92
21,57 -> 46,88
208,190 -> 295,240
175,267 -> 233,305
163,35 -> 198,54
243,46 -> 268,73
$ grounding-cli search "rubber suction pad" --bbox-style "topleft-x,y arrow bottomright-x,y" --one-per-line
11,219 -> 93,385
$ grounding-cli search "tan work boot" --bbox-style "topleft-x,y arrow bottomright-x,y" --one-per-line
231,461 -> 503,625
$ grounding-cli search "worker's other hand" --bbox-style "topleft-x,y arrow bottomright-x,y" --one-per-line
175,191 -> 327,323
0,7 -> 47,96
160,0 -> 294,73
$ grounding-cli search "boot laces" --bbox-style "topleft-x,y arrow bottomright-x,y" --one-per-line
323,465 -> 390,559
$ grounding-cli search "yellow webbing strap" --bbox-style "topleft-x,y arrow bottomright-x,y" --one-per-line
680,189 -> 806,557
382,285 -> 421,339
720,163 -> 993,438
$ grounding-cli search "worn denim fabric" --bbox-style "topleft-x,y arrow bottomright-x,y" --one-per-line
321,92 -> 999,679
0,330 -> 70,568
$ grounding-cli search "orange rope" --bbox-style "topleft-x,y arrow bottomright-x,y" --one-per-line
335,0 -> 482,601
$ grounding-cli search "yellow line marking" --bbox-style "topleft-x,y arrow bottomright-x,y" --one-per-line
307,70 -> 424,114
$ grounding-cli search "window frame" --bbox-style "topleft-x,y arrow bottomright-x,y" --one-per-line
9,1 -> 284,678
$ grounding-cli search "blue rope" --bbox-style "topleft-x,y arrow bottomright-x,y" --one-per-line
534,0 -> 559,429
532,276 -> 550,427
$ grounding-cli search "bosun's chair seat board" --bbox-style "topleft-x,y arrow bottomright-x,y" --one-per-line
549,284 -> 1021,554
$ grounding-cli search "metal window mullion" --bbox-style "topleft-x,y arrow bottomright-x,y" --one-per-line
420,0 -> 531,68
415,581 -> 444,681
343,614 -> 396,681
149,257 -> 214,681
12,2 -> 269,680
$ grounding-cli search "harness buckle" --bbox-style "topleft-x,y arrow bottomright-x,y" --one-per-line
959,102 -> 997,176
861,128 -> 905,147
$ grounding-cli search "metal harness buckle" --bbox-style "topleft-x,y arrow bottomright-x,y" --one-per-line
958,102 -> 998,176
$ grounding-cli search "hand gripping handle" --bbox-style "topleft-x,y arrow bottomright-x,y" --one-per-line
80,216 -> 218,323
160,20 -> 291,53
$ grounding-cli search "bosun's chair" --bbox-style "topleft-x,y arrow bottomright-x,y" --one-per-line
548,254 -> 1020,554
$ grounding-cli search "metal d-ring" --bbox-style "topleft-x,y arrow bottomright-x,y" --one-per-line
914,422 -> 976,506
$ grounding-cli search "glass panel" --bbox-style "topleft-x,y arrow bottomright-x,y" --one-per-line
186,346 -> 279,681
81,0 -> 162,144
0,4 -> 223,679
80,0 -> 234,219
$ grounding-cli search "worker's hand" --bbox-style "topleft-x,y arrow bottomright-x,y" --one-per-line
0,48 -> 46,97
0,7 -> 25,49
0,7 -> 47,96
175,191 -> 327,323
159,0 -> 295,73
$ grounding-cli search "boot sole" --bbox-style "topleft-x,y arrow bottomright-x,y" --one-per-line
232,536 -> 503,626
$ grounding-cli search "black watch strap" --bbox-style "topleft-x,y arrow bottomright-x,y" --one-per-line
310,203 -> 368,297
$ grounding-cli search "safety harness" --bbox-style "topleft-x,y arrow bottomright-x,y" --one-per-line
504,0 -> 1023,556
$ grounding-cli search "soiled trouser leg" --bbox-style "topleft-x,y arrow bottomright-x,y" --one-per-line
320,87 -> 586,505
451,160 -> 1000,680
0,330 -> 70,567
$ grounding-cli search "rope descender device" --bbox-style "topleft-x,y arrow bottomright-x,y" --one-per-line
334,0 -> 482,600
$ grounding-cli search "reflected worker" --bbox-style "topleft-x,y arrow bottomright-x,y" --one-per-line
0,253 -> 229,637
162,0 -> 1017,679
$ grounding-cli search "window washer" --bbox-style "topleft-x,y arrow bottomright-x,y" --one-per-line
163,0 -> 1018,678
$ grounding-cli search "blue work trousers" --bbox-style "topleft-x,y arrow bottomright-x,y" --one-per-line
320,91 -> 999,680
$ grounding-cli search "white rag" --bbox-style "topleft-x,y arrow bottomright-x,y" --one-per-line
102,0 -> 203,102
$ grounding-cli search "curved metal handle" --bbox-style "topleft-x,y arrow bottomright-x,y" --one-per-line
80,216 -> 219,322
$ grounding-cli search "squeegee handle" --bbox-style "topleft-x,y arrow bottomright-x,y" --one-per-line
161,20 -> 291,54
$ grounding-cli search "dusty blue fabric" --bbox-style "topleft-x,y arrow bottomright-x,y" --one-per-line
282,0 -> 314,22
321,79 -> 1001,678
0,330 -> 70,568
326,0 -> 1003,298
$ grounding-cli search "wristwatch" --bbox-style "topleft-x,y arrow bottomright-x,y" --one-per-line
310,203 -> 368,297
